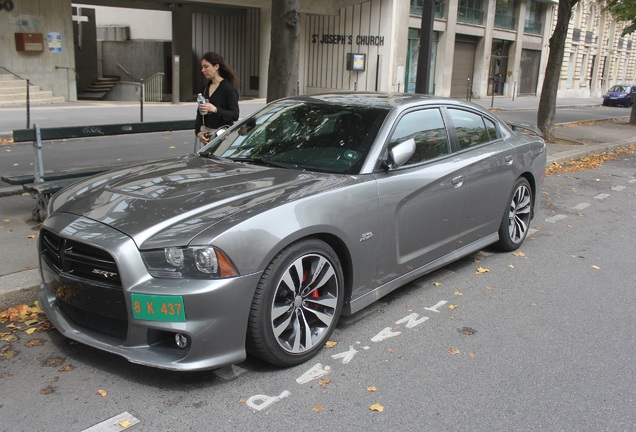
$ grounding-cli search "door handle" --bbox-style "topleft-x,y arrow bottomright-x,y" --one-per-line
452,176 -> 464,188
505,155 -> 513,165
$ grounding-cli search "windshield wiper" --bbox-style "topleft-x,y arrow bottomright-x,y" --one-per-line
230,157 -> 299,169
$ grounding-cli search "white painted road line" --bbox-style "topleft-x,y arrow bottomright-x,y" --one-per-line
545,214 -> 568,223
594,193 -> 611,200
81,412 -> 140,432
571,203 -> 591,210
611,185 -> 626,191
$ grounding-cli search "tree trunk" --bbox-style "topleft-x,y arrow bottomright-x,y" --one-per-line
537,0 -> 579,142
631,96 -> 636,125
267,0 -> 300,103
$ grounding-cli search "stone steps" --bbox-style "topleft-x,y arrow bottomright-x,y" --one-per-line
0,74 -> 65,106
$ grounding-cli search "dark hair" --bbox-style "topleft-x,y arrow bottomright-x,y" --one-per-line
202,51 -> 239,92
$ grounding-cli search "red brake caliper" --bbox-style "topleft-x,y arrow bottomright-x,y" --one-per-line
304,270 -> 320,299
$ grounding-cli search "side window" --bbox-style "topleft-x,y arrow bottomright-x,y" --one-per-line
447,108 -> 490,149
484,117 -> 498,140
389,108 -> 450,166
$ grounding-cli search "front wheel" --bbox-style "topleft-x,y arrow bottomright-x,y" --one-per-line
247,239 -> 344,367
496,177 -> 533,251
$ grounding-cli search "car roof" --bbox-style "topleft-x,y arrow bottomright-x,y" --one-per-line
282,92 -> 484,111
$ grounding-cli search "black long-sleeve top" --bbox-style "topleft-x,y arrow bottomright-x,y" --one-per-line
194,79 -> 240,134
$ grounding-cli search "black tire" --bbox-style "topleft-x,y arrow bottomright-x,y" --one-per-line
496,177 -> 533,251
247,239 -> 344,367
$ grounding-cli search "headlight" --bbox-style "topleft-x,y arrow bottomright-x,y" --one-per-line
141,246 -> 238,279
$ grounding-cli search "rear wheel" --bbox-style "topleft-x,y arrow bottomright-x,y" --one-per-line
496,177 -> 533,251
247,239 -> 344,367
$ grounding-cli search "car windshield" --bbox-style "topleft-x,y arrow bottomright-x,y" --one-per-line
200,100 -> 389,174
609,85 -> 628,92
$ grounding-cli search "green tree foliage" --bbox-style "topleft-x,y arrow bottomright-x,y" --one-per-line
606,0 -> 636,36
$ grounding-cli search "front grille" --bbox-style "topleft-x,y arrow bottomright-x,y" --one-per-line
40,229 -> 122,287
59,301 -> 128,340
40,228 -> 129,341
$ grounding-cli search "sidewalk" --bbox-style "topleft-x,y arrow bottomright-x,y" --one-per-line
1,96 -> 635,308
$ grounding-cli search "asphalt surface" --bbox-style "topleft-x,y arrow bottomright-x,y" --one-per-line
0,96 -> 635,309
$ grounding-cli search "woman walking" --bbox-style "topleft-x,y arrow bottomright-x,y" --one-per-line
195,51 -> 240,145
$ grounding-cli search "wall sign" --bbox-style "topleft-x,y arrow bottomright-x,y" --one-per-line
312,34 -> 385,46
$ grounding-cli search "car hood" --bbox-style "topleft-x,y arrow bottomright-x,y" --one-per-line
52,155 -> 358,248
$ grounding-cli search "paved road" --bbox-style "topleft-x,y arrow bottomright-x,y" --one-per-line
0,151 -> 634,431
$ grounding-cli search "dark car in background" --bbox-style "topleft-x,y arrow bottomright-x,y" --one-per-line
38,93 -> 546,371
602,84 -> 636,107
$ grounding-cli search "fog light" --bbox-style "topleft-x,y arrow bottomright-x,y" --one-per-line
175,333 -> 188,348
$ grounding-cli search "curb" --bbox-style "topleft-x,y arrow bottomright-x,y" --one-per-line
0,269 -> 40,310
547,137 -> 636,166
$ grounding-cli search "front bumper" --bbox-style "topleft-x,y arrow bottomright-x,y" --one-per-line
38,213 -> 262,371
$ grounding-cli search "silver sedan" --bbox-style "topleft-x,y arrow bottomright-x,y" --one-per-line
38,93 -> 546,371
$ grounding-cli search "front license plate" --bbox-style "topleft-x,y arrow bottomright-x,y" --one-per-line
131,294 -> 186,322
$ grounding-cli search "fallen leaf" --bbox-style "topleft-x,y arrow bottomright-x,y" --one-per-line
43,357 -> 65,367
453,291 -> 462,296
367,386 -> 377,392
0,350 -> 17,359
324,340 -> 338,349
433,282 -> 442,287
238,398 -> 246,403
26,338 -> 44,347
40,386 -> 55,395
25,328 -> 37,335
97,389 -> 108,397
591,265 -> 600,270
512,252 -> 525,257
118,420 -> 132,428
448,304 -> 457,310
508,264 -> 514,268
313,406 -> 325,412
27,234 -> 37,239
318,377 -> 331,388
448,349 -> 460,355
369,403 -> 384,412
476,266 -> 490,275
387,348 -> 394,353
59,365 -> 75,372
469,352 -> 475,358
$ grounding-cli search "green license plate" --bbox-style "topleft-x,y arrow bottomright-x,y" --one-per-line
131,294 -> 186,322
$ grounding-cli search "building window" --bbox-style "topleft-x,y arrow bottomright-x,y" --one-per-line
411,0 -> 446,18
524,0 -> 543,34
494,0 -> 516,30
458,0 -> 484,25
406,28 -> 438,94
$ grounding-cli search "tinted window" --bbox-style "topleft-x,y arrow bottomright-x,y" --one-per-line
389,108 -> 450,166
484,117 -> 498,140
203,101 -> 388,174
447,108 -> 491,149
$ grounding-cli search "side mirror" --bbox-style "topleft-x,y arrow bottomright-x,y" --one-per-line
389,138 -> 416,168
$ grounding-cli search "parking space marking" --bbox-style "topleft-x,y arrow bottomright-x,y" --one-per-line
247,299 -> 449,411
611,185 -> 625,191
628,179 -> 636,184
594,193 -> 611,200
214,364 -> 249,381
81,412 -> 140,432
331,346 -> 358,364
246,391 -> 291,411
296,363 -> 331,384
424,300 -> 447,312
396,313 -> 430,328
571,203 -> 590,210
371,327 -> 402,342
545,214 -> 568,223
